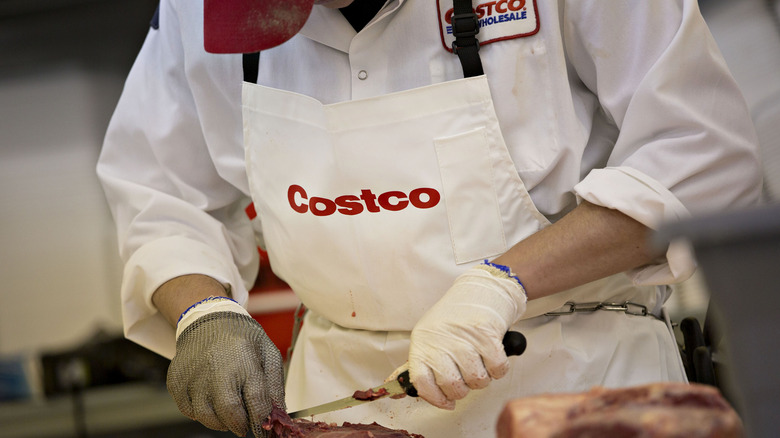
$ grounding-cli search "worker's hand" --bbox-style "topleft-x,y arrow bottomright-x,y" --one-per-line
406,263 -> 527,410
167,298 -> 285,437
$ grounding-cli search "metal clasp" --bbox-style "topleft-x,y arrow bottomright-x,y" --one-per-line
543,302 -> 575,316
545,301 -> 651,317
624,301 -> 649,316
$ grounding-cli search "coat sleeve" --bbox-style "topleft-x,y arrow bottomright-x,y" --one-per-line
96,0 -> 257,358
563,0 -> 763,285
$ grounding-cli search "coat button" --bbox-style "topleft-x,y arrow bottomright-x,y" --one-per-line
357,70 -> 368,80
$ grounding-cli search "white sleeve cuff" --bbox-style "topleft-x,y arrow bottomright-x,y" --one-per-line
120,236 -> 250,359
574,166 -> 697,285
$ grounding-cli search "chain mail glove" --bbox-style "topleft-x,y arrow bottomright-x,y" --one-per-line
167,297 -> 286,437
406,261 -> 527,410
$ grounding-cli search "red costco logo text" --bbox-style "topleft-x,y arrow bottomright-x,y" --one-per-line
443,0 -> 528,23
288,185 -> 441,216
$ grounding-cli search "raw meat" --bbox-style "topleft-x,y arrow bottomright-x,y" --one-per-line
262,407 -> 424,438
496,382 -> 744,438
352,387 -> 389,401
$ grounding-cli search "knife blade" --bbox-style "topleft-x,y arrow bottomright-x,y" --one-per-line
289,369 -> 415,419
288,331 -> 526,419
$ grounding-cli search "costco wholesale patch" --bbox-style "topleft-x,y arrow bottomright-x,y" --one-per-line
436,0 -> 540,52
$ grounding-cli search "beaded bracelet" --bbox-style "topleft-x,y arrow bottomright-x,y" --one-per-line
177,296 -> 237,324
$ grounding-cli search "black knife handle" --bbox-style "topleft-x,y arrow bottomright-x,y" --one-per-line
503,330 -> 527,356
398,331 -> 526,397
396,370 -> 418,397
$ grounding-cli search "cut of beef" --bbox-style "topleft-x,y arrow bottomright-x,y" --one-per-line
496,382 -> 744,438
352,387 -> 389,401
262,407 -> 424,438
287,421 -> 425,438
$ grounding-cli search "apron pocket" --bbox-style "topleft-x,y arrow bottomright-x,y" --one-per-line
434,127 -> 507,264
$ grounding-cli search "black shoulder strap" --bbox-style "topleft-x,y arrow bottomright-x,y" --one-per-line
243,52 -> 260,84
451,0 -> 483,77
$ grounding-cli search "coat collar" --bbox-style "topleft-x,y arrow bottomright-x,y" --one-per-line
299,0 -> 403,53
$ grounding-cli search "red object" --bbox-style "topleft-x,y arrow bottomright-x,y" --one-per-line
245,202 -> 258,220
254,310 -> 295,359
203,0 -> 315,53
250,246 -> 297,360
245,203 -> 298,360
253,247 -> 291,292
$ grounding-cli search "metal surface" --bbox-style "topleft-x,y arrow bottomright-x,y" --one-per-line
655,203 -> 780,438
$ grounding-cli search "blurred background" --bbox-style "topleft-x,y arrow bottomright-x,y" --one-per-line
0,0 -> 778,437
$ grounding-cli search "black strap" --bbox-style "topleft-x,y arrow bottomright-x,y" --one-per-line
243,52 -> 260,84
451,0 -> 483,77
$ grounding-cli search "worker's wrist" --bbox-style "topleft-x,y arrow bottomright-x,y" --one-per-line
476,260 -> 528,300
175,296 -> 251,339
153,274 -> 233,327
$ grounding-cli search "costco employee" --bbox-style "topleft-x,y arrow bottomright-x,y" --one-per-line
97,0 -> 762,436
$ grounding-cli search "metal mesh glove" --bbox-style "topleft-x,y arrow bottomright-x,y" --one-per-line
406,262 -> 527,410
168,309 -> 286,437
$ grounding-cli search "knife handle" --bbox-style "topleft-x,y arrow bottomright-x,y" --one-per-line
503,330 -> 527,357
396,370 -> 418,397
398,330 -> 527,397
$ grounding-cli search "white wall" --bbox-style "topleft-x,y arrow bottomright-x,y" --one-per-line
0,67 -> 125,355
700,0 -> 780,200
0,0 -> 157,358
662,0 -> 780,322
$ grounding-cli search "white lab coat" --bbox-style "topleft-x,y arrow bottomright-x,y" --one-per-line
97,0 -> 761,431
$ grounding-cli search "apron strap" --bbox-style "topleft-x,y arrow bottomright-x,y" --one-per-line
451,0 -> 484,77
243,52 -> 260,84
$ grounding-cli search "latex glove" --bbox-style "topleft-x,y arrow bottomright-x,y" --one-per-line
406,263 -> 527,409
167,297 -> 286,437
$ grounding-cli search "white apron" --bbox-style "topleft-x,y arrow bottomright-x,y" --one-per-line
242,75 -> 686,437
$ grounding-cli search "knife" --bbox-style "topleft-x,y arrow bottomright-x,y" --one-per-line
288,331 -> 527,419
